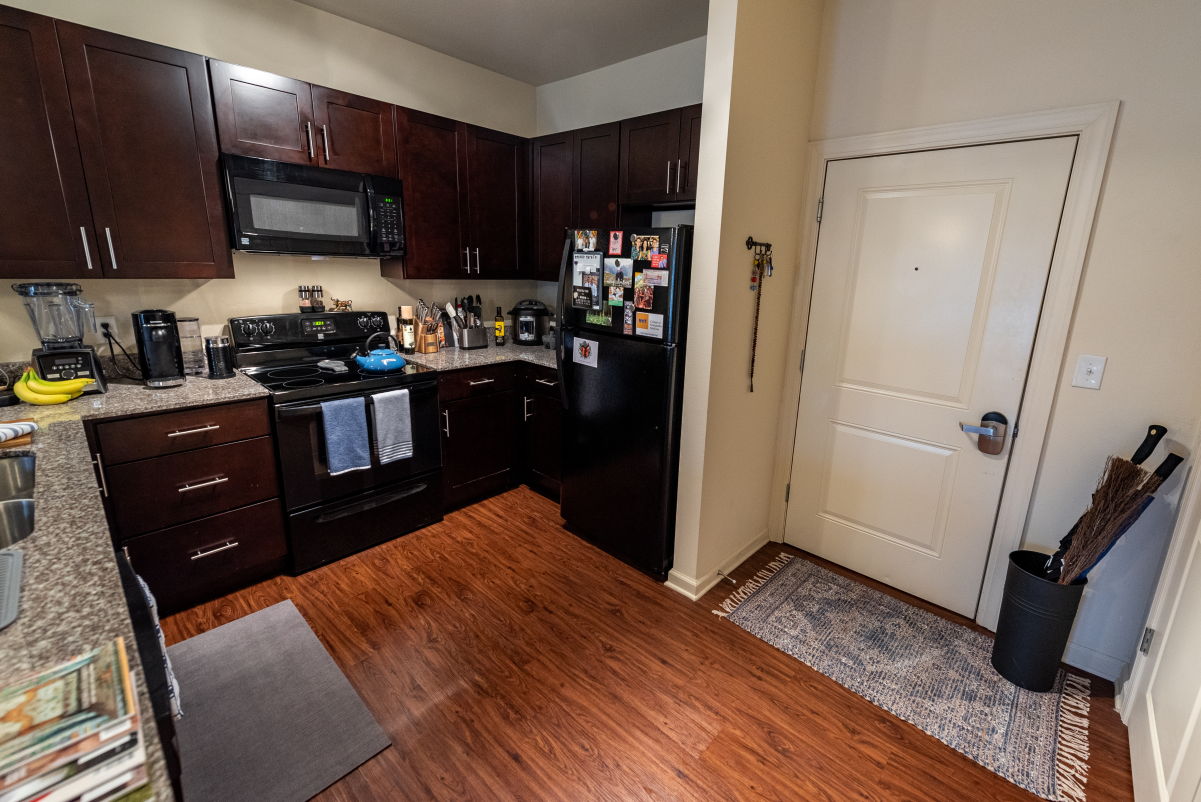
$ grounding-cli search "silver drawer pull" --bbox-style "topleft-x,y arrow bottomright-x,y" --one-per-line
167,424 -> 220,437
535,378 -> 558,387
191,541 -> 239,560
468,378 -> 495,386
178,476 -> 228,493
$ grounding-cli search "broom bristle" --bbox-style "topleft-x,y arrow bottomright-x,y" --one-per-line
1059,457 -> 1153,584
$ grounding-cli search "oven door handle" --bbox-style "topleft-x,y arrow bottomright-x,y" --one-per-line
275,382 -> 437,418
314,484 -> 427,524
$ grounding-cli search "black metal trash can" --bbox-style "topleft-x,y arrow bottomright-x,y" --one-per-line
991,550 -> 1087,692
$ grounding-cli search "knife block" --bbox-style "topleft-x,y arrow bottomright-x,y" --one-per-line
416,332 -> 440,353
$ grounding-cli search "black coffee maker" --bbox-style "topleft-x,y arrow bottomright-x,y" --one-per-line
131,310 -> 186,388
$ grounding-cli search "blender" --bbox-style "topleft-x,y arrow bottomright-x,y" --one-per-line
11,283 -> 108,394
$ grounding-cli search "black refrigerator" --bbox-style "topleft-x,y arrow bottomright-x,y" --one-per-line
555,226 -> 694,579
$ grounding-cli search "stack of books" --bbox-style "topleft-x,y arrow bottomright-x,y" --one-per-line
0,637 -> 152,802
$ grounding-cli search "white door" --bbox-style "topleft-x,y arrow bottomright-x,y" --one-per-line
1128,504 -> 1201,802
785,137 -> 1076,616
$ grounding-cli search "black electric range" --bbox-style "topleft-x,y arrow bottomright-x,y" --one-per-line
230,312 -> 443,572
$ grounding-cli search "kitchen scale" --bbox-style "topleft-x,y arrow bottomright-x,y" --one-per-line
12,283 -> 108,393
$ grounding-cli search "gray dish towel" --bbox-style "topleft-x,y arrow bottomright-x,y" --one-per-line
321,397 -> 371,475
372,389 -> 412,464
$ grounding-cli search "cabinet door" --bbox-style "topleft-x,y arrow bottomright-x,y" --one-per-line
677,104 -> 702,201
311,85 -> 397,176
522,389 -> 562,500
573,122 -> 620,233
619,109 -> 681,205
529,131 -> 573,282
57,23 -> 232,278
465,124 -> 526,279
208,60 -> 315,166
441,390 -> 516,509
0,7 -> 98,279
388,108 -> 467,279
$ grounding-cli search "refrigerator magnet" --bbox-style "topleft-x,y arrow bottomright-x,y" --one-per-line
635,312 -> 664,338
608,230 -> 624,255
650,254 -> 667,270
574,230 -> 598,251
572,286 -> 593,308
630,234 -> 659,260
573,337 -> 599,367
604,258 -> 634,287
644,269 -> 669,287
623,302 -> 635,335
634,284 -> 654,310
585,307 -> 611,325
608,286 -> 624,306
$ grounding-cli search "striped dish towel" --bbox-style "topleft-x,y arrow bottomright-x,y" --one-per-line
372,389 -> 412,464
0,421 -> 37,444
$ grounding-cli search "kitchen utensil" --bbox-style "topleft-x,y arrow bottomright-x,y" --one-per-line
355,332 -> 406,373
11,283 -> 108,394
204,336 -> 236,379
178,316 -> 205,375
132,309 -> 186,387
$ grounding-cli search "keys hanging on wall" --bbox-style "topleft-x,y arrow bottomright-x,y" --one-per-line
746,236 -> 773,393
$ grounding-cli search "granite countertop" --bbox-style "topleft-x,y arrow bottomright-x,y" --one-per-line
405,341 -> 557,371
0,369 -> 267,801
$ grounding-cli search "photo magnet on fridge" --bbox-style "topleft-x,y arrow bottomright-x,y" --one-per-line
608,286 -> 624,306
603,258 -> 634,287
572,286 -> 593,308
650,254 -> 668,270
636,312 -> 664,338
573,337 -> 599,368
630,234 -> 659,260
585,307 -> 612,325
575,230 -> 598,251
623,302 -> 634,335
644,269 -> 669,287
608,230 -> 624,255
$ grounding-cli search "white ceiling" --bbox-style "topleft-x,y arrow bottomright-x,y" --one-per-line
294,0 -> 710,86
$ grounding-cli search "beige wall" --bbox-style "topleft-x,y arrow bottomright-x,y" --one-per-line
0,0 -> 543,362
670,0 -> 825,596
535,37 -> 707,135
808,0 -> 1201,678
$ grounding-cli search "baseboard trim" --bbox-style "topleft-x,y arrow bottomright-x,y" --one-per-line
1062,639 -> 1127,682
666,529 -> 770,601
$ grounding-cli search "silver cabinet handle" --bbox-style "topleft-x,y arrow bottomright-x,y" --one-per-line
105,228 -> 118,270
666,161 -> 672,193
535,378 -> 558,387
80,228 -> 93,270
468,378 -> 494,386
167,424 -> 220,438
305,121 -> 315,159
960,423 -> 998,436
178,476 -> 228,493
523,396 -> 532,421
474,247 -> 480,273
94,453 -> 109,498
442,409 -> 450,437
464,247 -> 471,273
322,124 -> 330,162
676,159 -> 682,192
191,541 -> 239,560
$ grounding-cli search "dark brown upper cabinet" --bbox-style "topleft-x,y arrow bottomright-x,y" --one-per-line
311,86 -> 397,176
574,122 -> 621,230
619,106 -> 701,205
465,125 -> 526,279
529,131 -> 573,282
0,6 -> 98,279
678,104 -> 702,202
57,21 -> 232,278
208,60 -> 316,166
385,107 -> 467,280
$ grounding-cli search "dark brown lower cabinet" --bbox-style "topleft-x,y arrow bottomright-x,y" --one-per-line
521,385 -> 562,500
441,387 -> 518,509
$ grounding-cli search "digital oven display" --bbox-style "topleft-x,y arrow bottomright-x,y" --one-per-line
301,319 -> 337,334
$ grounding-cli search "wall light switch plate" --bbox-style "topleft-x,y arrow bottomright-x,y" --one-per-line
1072,354 -> 1107,389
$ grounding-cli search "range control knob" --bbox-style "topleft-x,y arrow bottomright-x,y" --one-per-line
370,314 -> 385,329
259,321 -> 276,336
240,321 -> 259,336
357,315 -> 370,330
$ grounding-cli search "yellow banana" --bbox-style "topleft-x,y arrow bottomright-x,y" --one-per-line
13,371 -> 73,405
24,371 -> 94,395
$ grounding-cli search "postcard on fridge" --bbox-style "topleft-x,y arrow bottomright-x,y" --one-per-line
635,312 -> 664,339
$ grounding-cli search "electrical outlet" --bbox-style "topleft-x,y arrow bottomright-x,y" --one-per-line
89,316 -> 119,346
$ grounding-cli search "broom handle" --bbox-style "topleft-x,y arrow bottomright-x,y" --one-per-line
1132,424 -> 1168,465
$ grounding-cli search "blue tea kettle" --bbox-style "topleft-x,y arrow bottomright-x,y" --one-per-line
355,332 -> 406,373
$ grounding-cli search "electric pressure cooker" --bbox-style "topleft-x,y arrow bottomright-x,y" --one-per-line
507,299 -> 550,346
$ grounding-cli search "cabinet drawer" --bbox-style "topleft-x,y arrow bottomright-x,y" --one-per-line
124,499 -> 287,615
96,400 -> 270,465
438,364 -> 516,402
107,436 -> 279,538
525,364 -> 561,399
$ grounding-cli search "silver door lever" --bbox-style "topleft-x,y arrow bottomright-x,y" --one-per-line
960,423 -> 999,436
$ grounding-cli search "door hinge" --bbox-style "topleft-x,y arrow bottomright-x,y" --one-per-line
799,349 -> 806,372
816,199 -> 823,223
785,483 -> 790,503
1140,627 -> 1155,655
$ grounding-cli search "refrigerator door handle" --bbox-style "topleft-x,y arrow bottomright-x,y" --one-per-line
555,234 -> 572,410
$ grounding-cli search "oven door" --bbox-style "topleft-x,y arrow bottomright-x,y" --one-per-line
224,154 -> 373,257
273,380 -> 441,510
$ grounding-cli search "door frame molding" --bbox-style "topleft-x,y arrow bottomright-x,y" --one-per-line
769,102 -> 1120,630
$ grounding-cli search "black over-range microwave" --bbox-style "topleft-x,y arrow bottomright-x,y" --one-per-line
222,154 -> 405,258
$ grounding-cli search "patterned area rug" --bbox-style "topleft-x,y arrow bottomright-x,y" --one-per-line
718,554 -> 1090,802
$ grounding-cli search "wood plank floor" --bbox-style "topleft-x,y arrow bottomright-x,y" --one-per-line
162,486 -> 1135,801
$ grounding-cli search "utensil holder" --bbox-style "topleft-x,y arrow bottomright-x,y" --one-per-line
458,328 -> 489,350
416,332 -> 440,353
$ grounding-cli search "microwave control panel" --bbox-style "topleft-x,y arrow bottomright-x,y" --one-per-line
369,175 -> 405,256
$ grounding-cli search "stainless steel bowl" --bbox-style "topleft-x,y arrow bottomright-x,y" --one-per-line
0,456 -> 34,501
0,499 -> 34,547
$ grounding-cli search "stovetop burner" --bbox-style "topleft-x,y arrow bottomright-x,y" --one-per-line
268,366 -> 322,380
240,356 -> 436,402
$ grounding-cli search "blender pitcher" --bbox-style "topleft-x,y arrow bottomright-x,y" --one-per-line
11,283 -> 97,348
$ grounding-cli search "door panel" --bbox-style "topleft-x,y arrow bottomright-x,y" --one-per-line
574,122 -> 620,231
619,109 -> 680,205
209,60 -> 314,165
677,104 -> 702,201
466,125 -> 524,278
389,108 -> 465,279
785,137 -> 1077,616
441,390 -> 517,509
58,23 -> 232,278
530,131 -> 573,282
0,7 -> 97,279
311,85 -> 397,176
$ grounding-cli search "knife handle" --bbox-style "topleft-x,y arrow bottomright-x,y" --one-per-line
1132,424 -> 1169,465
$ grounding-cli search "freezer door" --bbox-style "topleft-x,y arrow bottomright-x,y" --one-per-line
560,332 -> 683,578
